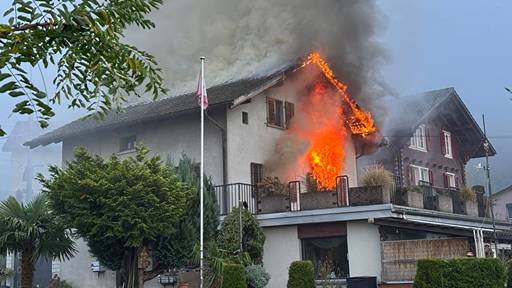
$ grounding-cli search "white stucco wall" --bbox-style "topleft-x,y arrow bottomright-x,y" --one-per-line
226,91 -> 358,187
346,221 -> 381,280
62,112 -> 225,185
262,226 -> 301,288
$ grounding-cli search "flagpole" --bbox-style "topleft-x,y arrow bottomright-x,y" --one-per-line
199,56 -> 205,288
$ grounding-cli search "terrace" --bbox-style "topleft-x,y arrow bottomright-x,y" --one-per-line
213,177 -> 487,218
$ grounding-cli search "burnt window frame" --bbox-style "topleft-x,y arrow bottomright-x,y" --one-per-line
119,135 -> 137,152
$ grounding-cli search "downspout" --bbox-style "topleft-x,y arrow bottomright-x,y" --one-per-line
206,111 -> 227,185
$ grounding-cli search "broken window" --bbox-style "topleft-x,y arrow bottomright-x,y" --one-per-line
119,135 -> 136,152
250,163 -> 263,185
266,96 -> 294,128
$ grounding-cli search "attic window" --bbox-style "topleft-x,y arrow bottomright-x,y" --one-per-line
409,125 -> 427,152
266,97 -> 294,129
120,135 -> 136,152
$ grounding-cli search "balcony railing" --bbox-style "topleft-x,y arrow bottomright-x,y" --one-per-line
214,176 -> 350,216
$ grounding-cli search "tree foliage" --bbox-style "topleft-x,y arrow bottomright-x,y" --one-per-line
217,207 -> 265,264
153,154 -> 219,270
39,145 -> 193,287
0,0 -> 167,136
0,194 -> 75,288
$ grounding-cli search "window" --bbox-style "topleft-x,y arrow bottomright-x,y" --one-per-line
507,204 -> 512,219
409,165 -> 430,186
119,135 -> 136,152
444,172 -> 456,188
302,236 -> 349,279
250,163 -> 263,185
410,124 -> 427,151
266,97 -> 294,128
242,111 -> 249,124
441,130 -> 453,158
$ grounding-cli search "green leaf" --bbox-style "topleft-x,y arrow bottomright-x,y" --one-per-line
0,81 -> 17,93
0,73 -> 11,82
0,128 -> 5,136
8,91 -> 24,97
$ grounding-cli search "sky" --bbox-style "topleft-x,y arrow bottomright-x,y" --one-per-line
0,0 -> 511,195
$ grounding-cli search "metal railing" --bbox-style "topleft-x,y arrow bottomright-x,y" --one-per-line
214,183 -> 257,215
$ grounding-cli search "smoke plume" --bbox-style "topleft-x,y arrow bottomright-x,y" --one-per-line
126,0 -> 390,114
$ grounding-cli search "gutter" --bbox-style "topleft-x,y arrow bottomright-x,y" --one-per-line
206,111 -> 228,185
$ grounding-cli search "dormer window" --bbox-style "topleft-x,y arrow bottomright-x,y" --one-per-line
441,130 -> 453,158
410,124 -> 427,151
120,135 -> 136,152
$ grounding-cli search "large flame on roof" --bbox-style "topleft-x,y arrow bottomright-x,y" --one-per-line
295,52 -> 377,189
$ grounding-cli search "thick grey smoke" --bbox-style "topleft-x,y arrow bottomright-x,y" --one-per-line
126,0 -> 390,113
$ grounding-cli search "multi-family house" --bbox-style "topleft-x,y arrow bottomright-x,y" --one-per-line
27,62 -> 512,288
493,185 -> 512,221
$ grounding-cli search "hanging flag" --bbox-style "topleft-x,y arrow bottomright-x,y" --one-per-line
196,64 -> 208,109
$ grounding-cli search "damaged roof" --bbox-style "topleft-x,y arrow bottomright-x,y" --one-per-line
385,87 -> 495,158
25,69 -> 290,148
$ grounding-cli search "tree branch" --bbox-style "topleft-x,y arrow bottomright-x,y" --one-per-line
0,21 -> 55,36
143,263 -> 164,282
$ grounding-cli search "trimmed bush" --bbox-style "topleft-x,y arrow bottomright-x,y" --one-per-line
414,258 -> 507,288
287,261 -> 315,288
246,264 -> 271,288
507,260 -> 512,288
222,263 -> 247,288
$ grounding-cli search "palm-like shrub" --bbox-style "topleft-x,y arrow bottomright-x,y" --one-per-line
0,194 -> 75,288
361,164 -> 394,188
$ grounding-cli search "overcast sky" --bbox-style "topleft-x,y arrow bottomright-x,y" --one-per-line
1,1 -> 511,192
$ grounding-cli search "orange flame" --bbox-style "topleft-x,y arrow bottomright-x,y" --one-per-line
302,52 -> 377,137
296,52 -> 377,189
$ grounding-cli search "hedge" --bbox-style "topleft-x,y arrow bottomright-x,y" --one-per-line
222,263 -> 247,288
287,261 -> 315,288
414,258 -> 507,288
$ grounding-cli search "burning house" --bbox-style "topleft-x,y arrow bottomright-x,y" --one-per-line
26,55 -> 512,288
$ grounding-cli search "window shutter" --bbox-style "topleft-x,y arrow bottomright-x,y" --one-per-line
425,127 -> 431,151
275,100 -> 283,127
451,136 -> 457,159
285,101 -> 294,127
443,173 -> 448,188
428,170 -> 434,185
267,97 -> 276,125
455,176 -> 460,188
440,131 -> 446,156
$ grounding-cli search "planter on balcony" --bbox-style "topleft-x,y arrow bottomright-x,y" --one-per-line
258,194 -> 288,214
300,191 -> 338,210
349,186 -> 387,206
405,189 -> 424,209
465,200 -> 479,217
437,190 -> 453,213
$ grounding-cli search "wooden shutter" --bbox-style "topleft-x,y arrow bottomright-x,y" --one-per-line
440,131 -> 446,156
267,97 -> 276,125
426,127 -> 433,151
285,101 -> 294,128
443,173 -> 449,188
455,176 -> 460,188
250,163 -> 263,185
428,170 -> 434,185
275,100 -> 283,127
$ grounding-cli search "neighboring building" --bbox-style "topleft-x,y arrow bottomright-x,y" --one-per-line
27,66 -> 512,288
1,119 -> 61,288
493,185 -> 512,221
